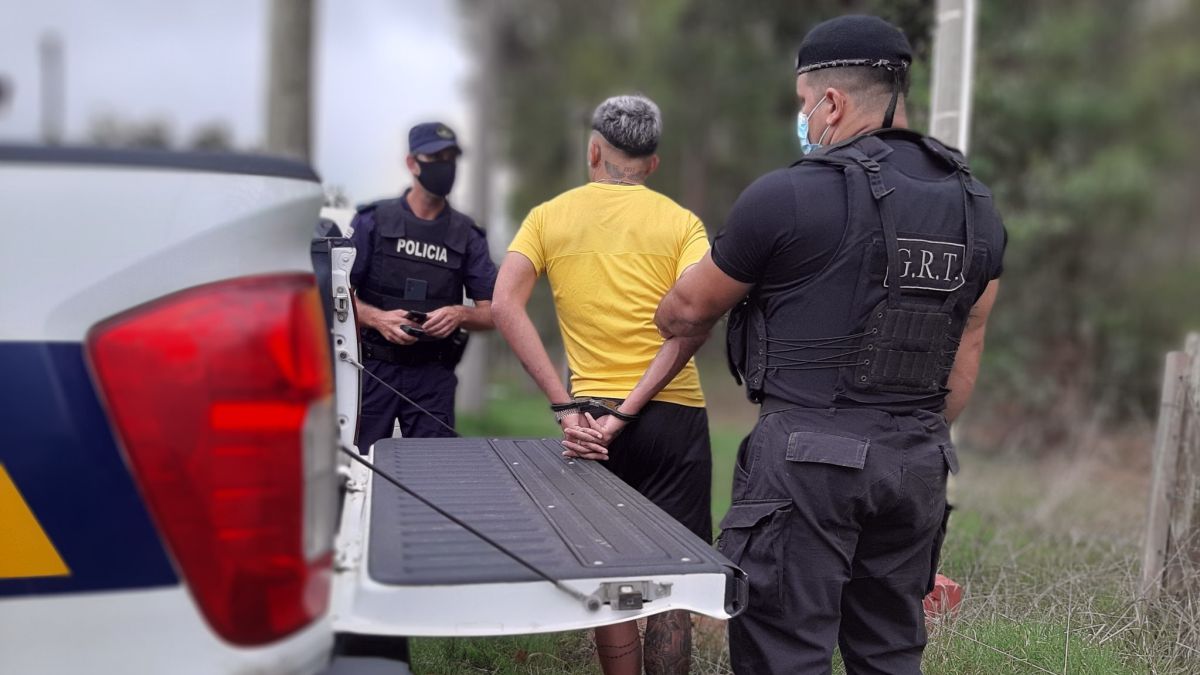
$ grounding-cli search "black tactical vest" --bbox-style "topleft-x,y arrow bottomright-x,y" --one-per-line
356,197 -> 472,346
727,130 -> 1001,413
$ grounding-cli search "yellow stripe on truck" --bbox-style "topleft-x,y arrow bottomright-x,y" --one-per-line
0,463 -> 70,578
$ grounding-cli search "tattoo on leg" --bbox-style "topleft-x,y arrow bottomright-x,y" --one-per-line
644,610 -> 691,675
595,622 -> 642,675
596,639 -> 639,649
599,645 -> 641,660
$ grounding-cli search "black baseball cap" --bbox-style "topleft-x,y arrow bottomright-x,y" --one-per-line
408,122 -> 462,156
796,15 -> 912,75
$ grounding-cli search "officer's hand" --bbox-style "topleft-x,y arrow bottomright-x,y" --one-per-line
560,413 -> 608,461
423,305 -> 467,338
374,310 -> 420,345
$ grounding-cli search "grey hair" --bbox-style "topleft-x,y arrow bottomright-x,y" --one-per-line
591,94 -> 662,157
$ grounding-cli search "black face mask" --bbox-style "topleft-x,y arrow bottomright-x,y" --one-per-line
415,159 -> 457,197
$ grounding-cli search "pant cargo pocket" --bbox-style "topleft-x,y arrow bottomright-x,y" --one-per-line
927,502 -> 953,595
717,500 -> 792,617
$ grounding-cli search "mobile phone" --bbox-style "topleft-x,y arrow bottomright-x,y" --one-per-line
406,310 -> 428,324
401,325 -> 428,338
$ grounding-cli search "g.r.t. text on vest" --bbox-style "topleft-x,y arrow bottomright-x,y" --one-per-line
886,237 -> 966,292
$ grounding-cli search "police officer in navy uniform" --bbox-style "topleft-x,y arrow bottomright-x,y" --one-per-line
655,15 -> 1006,674
349,122 -> 496,448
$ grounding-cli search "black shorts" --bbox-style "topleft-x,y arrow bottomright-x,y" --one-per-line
604,401 -> 713,543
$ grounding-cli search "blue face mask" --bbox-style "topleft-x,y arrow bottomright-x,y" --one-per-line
796,95 -> 832,155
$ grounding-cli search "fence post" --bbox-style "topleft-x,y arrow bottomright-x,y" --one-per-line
1141,335 -> 1197,599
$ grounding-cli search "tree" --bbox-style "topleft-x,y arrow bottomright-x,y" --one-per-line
88,113 -> 173,149
466,0 -> 1200,445
969,0 -> 1200,440
472,0 -> 931,231
323,184 -> 351,208
87,115 -> 247,153
188,122 -> 236,152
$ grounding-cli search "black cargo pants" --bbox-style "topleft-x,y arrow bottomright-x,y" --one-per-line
717,406 -> 956,675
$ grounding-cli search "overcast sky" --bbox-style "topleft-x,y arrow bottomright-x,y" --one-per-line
0,0 -> 472,203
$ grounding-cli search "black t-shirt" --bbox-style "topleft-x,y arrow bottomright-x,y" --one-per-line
713,134 -> 1008,411
713,138 -> 1005,294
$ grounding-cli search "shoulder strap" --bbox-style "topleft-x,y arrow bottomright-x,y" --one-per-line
915,137 -> 979,294
444,210 -> 473,254
792,134 -> 893,171
792,137 -> 905,304
918,136 -> 971,174
796,147 -> 901,306
373,199 -> 408,238
843,146 -> 904,306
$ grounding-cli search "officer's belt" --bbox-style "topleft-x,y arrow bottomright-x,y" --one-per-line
760,396 -> 807,416
759,395 -> 944,419
361,339 -> 455,366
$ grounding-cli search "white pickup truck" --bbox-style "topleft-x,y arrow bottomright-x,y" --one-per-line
0,145 -> 744,674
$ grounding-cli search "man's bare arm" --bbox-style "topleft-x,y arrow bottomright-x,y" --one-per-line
944,280 -> 1000,423
655,252 -> 752,338
460,300 -> 493,331
620,333 -> 708,415
422,300 -> 492,337
491,252 -> 572,405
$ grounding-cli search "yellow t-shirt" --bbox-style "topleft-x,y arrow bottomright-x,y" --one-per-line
508,183 -> 709,407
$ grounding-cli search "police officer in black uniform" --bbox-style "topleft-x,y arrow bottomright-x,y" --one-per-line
349,122 -> 497,449
654,15 -> 1006,674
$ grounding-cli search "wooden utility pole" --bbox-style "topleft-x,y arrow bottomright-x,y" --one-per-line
0,75 -> 11,114
39,32 -> 64,145
265,0 -> 313,160
924,0 -> 978,606
456,0 -> 499,414
929,0 -> 978,152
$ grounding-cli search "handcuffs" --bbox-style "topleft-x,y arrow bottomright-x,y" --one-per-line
550,398 -> 640,423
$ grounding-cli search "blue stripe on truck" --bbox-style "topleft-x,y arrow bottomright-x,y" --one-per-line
0,341 -> 178,597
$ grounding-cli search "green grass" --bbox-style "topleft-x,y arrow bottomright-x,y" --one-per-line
413,392 -> 1198,674
925,620 -> 1129,675
708,427 -> 745,537
456,382 -> 562,438
413,633 -> 596,675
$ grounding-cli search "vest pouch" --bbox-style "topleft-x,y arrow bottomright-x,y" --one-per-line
726,299 -> 749,385
850,299 -> 953,395
445,329 -> 470,367
726,298 -> 767,402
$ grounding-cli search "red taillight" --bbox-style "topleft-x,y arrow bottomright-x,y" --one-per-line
88,274 -> 336,646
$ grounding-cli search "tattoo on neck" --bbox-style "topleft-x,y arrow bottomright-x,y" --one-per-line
603,159 -> 646,182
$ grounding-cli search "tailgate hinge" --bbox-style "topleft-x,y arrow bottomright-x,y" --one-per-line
335,541 -> 363,572
333,283 -> 351,322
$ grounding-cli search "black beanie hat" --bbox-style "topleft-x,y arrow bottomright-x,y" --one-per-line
796,15 -> 912,75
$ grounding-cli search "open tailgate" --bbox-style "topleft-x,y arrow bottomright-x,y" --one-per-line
332,436 -> 746,637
